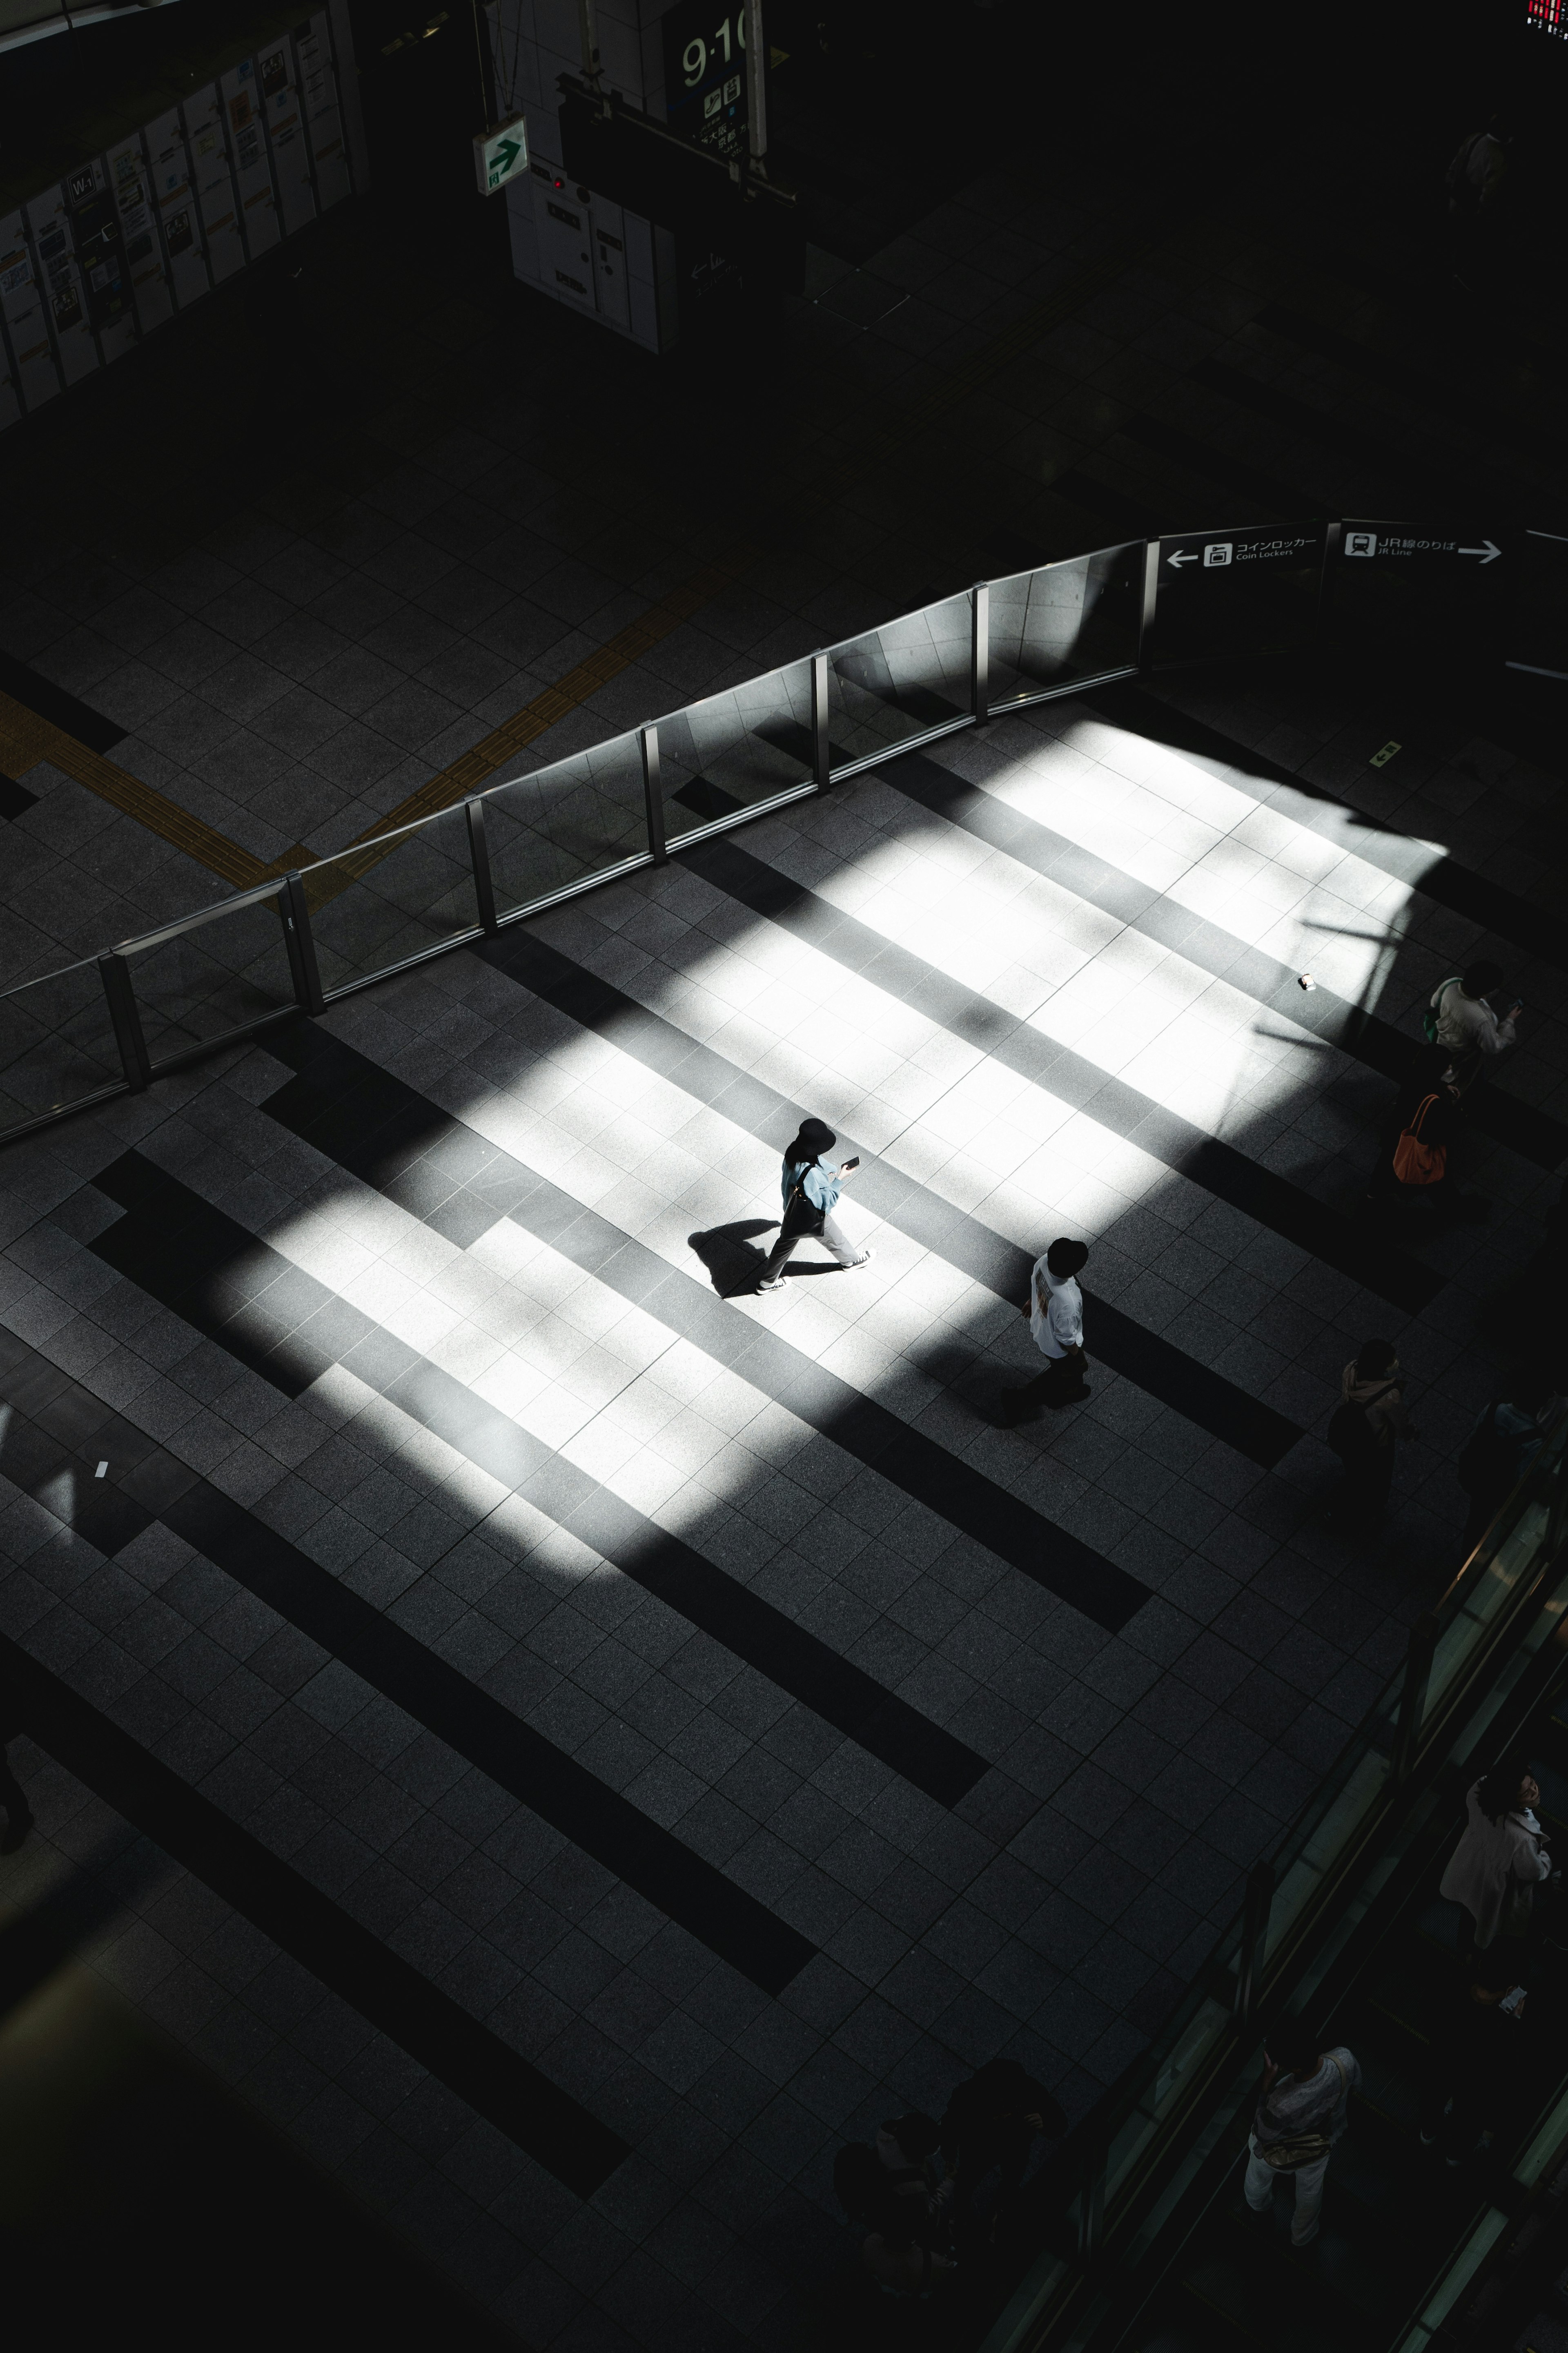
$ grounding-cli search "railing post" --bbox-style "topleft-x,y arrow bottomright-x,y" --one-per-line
1317,519 -> 1342,640
466,797 -> 499,935
810,651 -> 830,792
98,950 -> 150,1092
1137,538 -> 1160,671
971,580 -> 990,726
1393,1610 -> 1439,1783
1077,2139 -> 1106,2264
279,872 -> 325,1016
1546,1436 -> 1568,1567
1232,1861 -> 1274,2030
641,723 -> 667,863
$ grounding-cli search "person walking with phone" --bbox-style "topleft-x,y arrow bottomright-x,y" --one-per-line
1242,2023 -> 1361,2247
1428,961 -> 1521,1095
755,1117 -> 873,1292
996,1237 -> 1090,1423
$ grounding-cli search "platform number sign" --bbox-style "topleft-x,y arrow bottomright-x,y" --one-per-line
663,0 -> 750,161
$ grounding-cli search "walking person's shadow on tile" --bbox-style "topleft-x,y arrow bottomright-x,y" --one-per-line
689,1221 -> 869,1296
688,1220 -> 777,1296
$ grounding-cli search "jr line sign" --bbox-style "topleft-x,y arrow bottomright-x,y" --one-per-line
1342,526 -> 1502,567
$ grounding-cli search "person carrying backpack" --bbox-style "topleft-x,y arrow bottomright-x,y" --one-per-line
1459,1378 -> 1553,1550
1326,1340 -> 1418,1528
1243,2023 -> 1361,2246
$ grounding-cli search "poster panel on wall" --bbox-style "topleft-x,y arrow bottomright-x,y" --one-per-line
145,107 -> 212,309
257,34 -> 318,232
25,183 -> 100,384
295,12 -> 352,208
220,58 -> 281,259
105,132 -> 175,338
66,158 -> 137,362
183,84 -> 247,282
0,208 -> 62,410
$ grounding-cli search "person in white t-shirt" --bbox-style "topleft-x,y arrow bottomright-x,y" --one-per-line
1429,960 -> 1520,1093
997,1236 -> 1089,1424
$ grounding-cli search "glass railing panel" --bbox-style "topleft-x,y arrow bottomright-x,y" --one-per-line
1102,1993 -> 1231,2208
1262,1748 -> 1390,1964
826,592 -> 971,773
483,731 -> 648,917
125,888 -> 297,1066
0,958 -> 123,1135
657,662 -> 815,845
301,805 -> 479,996
988,542 -> 1144,706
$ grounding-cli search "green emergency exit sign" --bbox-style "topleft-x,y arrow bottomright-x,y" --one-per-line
475,115 -> 528,196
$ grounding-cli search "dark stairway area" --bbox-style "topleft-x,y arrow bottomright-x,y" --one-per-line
1130,1689 -> 1568,2353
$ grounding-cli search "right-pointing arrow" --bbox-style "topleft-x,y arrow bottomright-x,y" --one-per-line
1458,538 -> 1502,564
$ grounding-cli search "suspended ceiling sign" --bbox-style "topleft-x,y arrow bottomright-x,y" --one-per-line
662,0 -> 749,161
1341,524 -> 1502,566
1161,525 -> 1321,573
474,113 -> 528,196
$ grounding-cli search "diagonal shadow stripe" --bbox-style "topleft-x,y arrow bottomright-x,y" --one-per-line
0,1631 -> 630,2197
1079,678 -> 1568,977
87,1146 -> 983,1814
457,920 -> 1305,1463
880,749 -> 1568,1173
71,1195 -> 824,1990
265,1022 -> 1152,1634
683,832 -> 1440,1327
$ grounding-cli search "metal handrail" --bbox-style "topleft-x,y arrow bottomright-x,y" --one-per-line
0,514 -> 1542,1146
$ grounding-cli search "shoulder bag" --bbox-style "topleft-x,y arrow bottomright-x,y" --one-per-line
1256,2054 -> 1349,2172
780,1167 -> 826,1240
1392,1093 -> 1447,1187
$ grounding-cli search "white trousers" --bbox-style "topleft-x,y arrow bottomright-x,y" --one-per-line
1243,2138 -> 1330,2245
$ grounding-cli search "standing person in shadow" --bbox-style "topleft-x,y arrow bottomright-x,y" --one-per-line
1326,1340 -> 1418,1530
755,1118 -> 873,1293
939,2058 -> 1065,2242
997,1238 -> 1090,1424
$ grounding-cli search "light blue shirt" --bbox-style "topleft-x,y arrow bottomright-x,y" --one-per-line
782,1154 -> 842,1215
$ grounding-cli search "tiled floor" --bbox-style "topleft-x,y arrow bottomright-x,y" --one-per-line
2,647 -> 1564,2343
2,49 -> 1566,2349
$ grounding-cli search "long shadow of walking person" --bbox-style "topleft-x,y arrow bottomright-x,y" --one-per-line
688,1220 -> 781,1298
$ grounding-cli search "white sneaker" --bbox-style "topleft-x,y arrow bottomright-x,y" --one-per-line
756,1276 -> 786,1292
841,1249 -> 873,1269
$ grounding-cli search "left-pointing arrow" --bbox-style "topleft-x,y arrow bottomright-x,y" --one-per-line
1457,538 -> 1501,564
1167,550 -> 1198,569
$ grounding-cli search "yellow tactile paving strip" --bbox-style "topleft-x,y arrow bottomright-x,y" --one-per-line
0,688 -> 274,892
6,233 -> 1153,909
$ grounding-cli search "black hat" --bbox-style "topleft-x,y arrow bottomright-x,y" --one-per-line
790,1117 -> 836,1157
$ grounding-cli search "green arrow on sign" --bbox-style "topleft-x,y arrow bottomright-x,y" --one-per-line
492,138 -> 522,174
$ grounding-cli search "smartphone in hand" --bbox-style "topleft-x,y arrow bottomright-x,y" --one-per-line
840,1156 -> 860,1172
